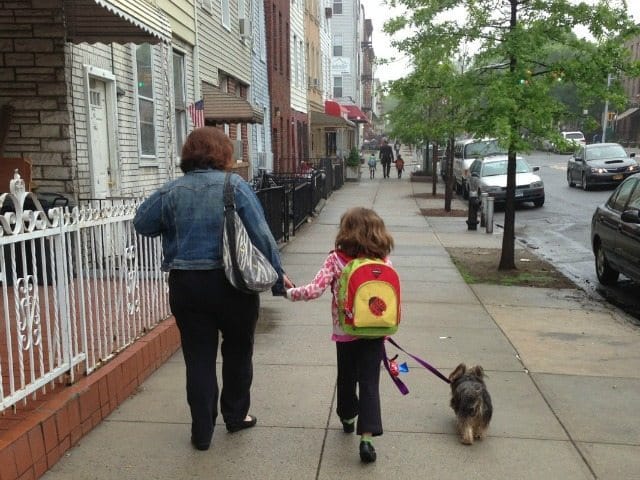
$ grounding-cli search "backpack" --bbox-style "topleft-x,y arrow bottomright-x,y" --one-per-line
336,253 -> 401,338
368,156 -> 376,167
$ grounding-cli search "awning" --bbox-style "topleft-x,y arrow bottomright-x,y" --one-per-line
202,84 -> 264,124
341,104 -> 369,123
64,0 -> 171,44
615,107 -> 639,121
325,100 -> 350,119
310,110 -> 355,128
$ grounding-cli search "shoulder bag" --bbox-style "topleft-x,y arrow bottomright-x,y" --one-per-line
222,172 -> 278,293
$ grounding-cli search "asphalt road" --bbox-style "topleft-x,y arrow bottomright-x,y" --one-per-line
483,149 -> 640,325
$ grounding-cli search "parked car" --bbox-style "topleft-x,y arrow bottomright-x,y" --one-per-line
567,143 -> 639,190
468,155 -> 545,207
590,173 -> 640,285
453,138 -> 506,199
541,131 -> 586,153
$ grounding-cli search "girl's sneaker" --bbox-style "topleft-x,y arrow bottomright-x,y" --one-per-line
359,440 -> 376,463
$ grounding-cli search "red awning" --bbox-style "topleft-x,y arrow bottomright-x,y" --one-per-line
324,100 -> 350,119
341,104 -> 369,123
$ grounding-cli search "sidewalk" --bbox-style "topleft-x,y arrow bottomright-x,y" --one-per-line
42,172 -> 640,480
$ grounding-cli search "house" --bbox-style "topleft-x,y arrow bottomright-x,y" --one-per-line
0,0 -> 184,200
265,0 -> 294,172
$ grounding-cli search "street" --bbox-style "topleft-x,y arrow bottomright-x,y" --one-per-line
484,149 -> 640,324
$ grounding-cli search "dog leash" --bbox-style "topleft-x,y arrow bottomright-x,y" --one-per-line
383,337 -> 451,396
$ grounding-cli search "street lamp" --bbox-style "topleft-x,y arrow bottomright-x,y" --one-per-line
602,73 -> 612,142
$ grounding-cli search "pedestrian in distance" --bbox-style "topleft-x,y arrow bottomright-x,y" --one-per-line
379,139 -> 394,178
395,154 -> 405,178
367,152 -> 377,179
133,127 -> 293,452
284,207 -> 395,463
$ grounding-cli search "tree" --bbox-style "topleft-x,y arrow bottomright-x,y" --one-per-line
385,0 -> 639,269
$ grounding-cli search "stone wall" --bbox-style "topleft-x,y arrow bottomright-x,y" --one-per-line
0,0 -> 74,194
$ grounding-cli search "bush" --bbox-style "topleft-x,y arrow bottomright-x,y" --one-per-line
346,147 -> 361,167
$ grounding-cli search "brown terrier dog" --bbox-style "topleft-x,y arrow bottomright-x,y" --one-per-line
448,363 -> 493,445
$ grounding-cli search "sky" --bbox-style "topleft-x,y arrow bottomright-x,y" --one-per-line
362,0 -> 640,83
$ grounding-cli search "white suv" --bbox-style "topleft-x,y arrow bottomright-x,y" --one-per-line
453,138 -> 506,198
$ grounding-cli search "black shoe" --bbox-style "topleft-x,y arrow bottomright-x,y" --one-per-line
359,441 -> 377,463
191,436 -> 210,451
340,418 -> 355,433
226,415 -> 257,433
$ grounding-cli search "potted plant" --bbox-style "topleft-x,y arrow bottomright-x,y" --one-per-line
345,147 -> 362,181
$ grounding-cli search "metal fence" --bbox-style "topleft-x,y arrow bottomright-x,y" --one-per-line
0,158 -> 345,413
253,157 -> 344,239
0,173 -> 171,412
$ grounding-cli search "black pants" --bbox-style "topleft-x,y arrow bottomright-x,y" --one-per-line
382,161 -> 391,178
336,338 -> 384,436
169,269 -> 259,444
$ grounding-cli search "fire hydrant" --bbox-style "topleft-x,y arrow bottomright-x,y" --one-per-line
467,190 -> 479,230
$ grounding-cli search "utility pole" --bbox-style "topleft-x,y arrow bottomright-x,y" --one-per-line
602,73 -> 612,142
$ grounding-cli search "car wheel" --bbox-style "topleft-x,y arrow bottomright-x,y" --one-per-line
594,242 -> 619,285
581,173 -> 589,191
533,197 -> 545,207
567,170 -> 575,187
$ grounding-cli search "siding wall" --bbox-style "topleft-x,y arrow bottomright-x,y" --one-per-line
250,0 -> 273,173
331,0 -> 360,103
290,0 -> 306,114
69,42 -> 174,199
197,0 -> 251,86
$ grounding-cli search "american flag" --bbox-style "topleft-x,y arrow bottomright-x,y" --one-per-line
188,99 -> 205,128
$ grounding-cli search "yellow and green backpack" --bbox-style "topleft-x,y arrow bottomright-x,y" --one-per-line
336,252 -> 401,338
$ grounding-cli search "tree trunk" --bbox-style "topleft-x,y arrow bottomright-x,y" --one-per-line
444,137 -> 455,211
499,149 -> 517,270
432,142 -> 438,196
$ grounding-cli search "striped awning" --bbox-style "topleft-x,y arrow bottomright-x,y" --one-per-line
64,0 -> 171,44
202,84 -> 264,125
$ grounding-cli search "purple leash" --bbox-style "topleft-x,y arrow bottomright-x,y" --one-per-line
383,337 -> 450,395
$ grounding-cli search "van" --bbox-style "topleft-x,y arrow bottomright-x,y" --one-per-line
453,138 -> 506,198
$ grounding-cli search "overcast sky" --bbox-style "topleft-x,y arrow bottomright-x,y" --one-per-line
362,0 -> 640,83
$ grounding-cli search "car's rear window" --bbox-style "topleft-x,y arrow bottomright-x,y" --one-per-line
564,132 -> 584,140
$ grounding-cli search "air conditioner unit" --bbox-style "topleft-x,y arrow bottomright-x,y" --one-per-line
233,139 -> 243,160
325,7 -> 332,18
257,151 -> 266,168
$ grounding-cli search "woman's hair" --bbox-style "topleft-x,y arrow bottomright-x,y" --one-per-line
335,207 -> 394,258
179,127 -> 234,173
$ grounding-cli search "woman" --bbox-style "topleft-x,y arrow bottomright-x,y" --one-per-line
134,127 -> 291,451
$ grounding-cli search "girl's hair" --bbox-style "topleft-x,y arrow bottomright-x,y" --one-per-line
335,207 -> 394,258
180,127 -> 234,173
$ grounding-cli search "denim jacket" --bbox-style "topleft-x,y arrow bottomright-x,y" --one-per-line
133,169 -> 285,294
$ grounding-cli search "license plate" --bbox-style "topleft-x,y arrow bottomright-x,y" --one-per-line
613,174 -> 623,180
515,191 -> 523,197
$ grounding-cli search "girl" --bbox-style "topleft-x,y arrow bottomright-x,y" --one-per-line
395,154 -> 405,178
285,207 -> 394,463
367,153 -> 377,179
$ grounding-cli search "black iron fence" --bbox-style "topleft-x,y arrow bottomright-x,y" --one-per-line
253,157 -> 345,242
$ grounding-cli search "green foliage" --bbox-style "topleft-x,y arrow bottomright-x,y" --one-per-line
346,147 -> 361,167
383,0 -> 640,268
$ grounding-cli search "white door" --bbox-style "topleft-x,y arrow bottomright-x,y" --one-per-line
88,79 -> 112,199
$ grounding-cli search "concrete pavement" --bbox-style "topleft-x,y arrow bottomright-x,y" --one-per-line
43,170 -> 640,480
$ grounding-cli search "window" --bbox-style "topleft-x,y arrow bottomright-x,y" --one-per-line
201,0 -> 212,13
135,44 -> 155,157
628,180 -> 640,210
610,179 -> 638,211
333,0 -> 342,14
333,76 -> 342,98
333,34 -> 342,56
172,51 -> 187,159
221,0 -> 230,29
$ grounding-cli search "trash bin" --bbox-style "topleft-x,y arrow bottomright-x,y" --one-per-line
1,192 -> 76,286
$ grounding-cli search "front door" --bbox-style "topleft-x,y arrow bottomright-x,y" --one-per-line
88,78 -> 112,199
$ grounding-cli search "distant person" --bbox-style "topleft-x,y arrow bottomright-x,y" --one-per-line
395,155 -> 405,178
367,153 -> 377,179
284,207 -> 395,463
592,133 -> 601,144
379,139 -> 394,178
394,141 -> 401,156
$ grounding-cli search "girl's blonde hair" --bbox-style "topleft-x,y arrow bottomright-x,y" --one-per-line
335,207 -> 394,258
